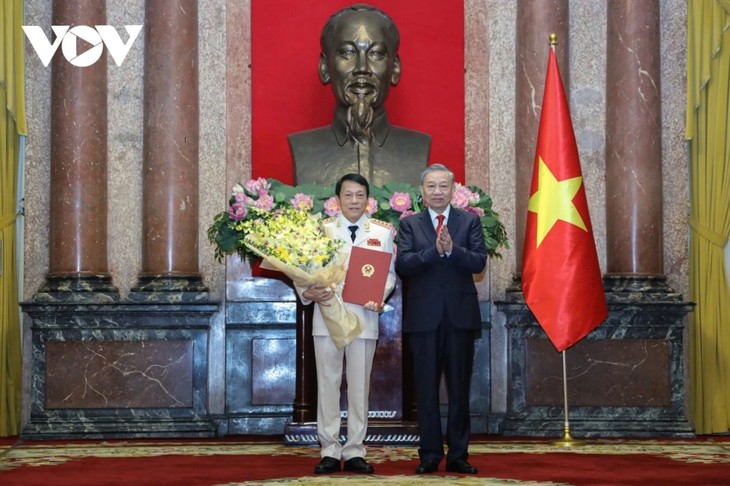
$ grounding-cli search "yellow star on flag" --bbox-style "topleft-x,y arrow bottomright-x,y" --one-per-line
528,156 -> 587,247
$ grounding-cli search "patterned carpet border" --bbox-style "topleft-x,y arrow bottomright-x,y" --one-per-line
3,438 -> 730,485
2,438 -> 730,471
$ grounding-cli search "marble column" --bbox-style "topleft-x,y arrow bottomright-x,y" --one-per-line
130,0 -> 208,301
605,0 -> 663,282
35,0 -> 118,302
514,0 -> 569,275
499,0 -> 691,438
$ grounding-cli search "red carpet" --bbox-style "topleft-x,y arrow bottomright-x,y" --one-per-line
1,436 -> 729,485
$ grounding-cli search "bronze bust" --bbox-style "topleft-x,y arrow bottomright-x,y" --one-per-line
289,4 -> 431,186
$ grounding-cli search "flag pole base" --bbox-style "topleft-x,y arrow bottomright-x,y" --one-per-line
551,425 -> 584,447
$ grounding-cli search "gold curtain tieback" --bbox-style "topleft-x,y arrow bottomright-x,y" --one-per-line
0,213 -> 18,231
689,217 -> 728,248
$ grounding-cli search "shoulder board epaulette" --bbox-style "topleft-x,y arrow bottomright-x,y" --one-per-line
370,218 -> 393,229
321,216 -> 336,224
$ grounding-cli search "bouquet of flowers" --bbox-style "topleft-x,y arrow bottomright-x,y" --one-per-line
207,178 -> 363,347
208,177 -> 509,346
208,178 -> 333,263
208,177 -> 509,263
244,208 -> 363,348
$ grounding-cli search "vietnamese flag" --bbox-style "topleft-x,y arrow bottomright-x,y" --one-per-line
522,47 -> 607,352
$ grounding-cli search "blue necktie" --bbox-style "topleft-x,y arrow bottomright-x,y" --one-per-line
348,225 -> 358,242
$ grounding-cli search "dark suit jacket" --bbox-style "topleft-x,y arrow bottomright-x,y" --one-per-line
395,207 -> 487,332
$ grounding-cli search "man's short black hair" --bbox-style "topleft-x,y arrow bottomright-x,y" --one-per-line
336,173 -> 370,198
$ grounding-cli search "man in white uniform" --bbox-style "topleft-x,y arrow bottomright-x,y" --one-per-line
298,173 -> 396,475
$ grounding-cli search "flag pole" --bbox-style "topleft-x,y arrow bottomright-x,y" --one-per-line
541,32 -> 583,447
552,350 -> 583,447
522,31 -> 605,446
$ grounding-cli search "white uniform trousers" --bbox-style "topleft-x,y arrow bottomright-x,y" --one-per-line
313,335 -> 377,460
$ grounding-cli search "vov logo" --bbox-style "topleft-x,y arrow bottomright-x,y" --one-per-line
23,25 -> 143,67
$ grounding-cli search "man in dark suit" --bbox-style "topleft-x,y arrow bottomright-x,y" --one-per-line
395,163 -> 487,475
289,4 -> 430,186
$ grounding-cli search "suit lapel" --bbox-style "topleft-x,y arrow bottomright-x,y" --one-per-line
336,214 -> 368,247
334,218 -> 349,243
447,206 -> 461,235
416,211 -> 437,243
417,206 -> 460,243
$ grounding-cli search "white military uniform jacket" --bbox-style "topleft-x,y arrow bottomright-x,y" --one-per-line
299,213 -> 396,340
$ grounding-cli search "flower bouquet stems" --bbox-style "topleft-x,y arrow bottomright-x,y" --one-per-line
244,240 -> 363,349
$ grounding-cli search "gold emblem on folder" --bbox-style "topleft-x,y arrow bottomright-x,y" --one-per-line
361,264 -> 375,277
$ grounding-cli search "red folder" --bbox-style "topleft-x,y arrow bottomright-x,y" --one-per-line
342,246 -> 392,306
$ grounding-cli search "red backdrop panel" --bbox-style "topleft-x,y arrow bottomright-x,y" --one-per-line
251,0 -> 465,185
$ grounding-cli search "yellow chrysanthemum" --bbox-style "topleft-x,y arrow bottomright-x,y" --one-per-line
243,208 -> 342,271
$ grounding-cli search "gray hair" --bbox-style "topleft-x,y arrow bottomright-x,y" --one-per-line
420,163 -> 455,185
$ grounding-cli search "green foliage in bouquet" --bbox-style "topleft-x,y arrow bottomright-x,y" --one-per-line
208,177 -> 509,264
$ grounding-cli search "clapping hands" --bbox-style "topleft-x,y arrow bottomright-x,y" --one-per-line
436,226 -> 453,255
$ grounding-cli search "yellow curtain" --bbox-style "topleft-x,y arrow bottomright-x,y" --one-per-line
0,0 -> 27,436
687,0 -> 730,435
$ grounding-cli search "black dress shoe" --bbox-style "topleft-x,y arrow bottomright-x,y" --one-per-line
445,458 -> 478,474
415,459 -> 439,474
314,456 -> 341,474
343,457 -> 374,474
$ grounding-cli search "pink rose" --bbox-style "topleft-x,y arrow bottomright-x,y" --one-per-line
244,177 -> 270,195
389,191 -> 412,212
291,193 -> 314,211
234,192 -> 254,205
451,184 -> 473,208
228,202 -> 248,221
254,193 -> 275,211
323,196 -> 341,216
